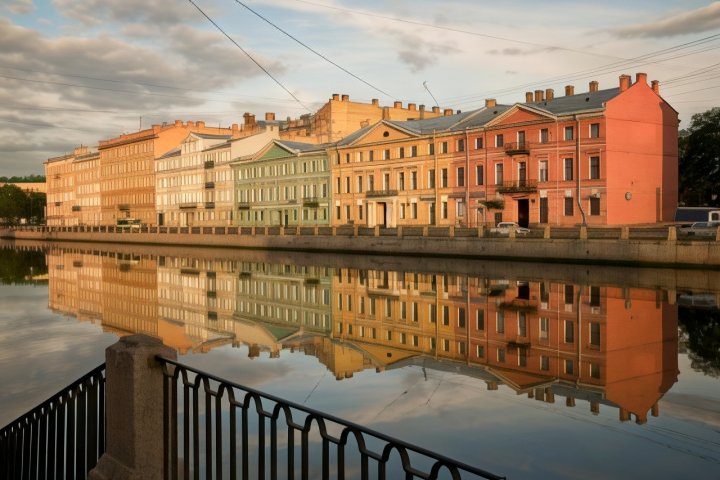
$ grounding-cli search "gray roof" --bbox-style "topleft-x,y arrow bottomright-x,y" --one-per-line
192,133 -> 233,140
336,124 -> 375,146
158,146 -> 181,159
523,87 -> 621,115
275,139 -> 334,153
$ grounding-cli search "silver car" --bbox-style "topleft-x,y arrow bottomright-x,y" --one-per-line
490,222 -> 530,236
680,221 -> 720,237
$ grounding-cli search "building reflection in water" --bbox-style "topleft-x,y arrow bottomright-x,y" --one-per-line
45,247 -> 678,424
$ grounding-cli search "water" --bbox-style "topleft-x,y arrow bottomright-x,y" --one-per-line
1,241 -> 719,478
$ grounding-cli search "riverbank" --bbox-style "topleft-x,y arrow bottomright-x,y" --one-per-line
2,225 -> 719,268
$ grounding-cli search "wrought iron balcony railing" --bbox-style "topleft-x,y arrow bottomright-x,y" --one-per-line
204,161 -> 214,169
204,181 -> 215,189
366,189 -> 399,198
496,180 -> 537,193
204,202 -> 215,209
302,196 -> 320,207
504,141 -> 530,155
238,201 -> 251,210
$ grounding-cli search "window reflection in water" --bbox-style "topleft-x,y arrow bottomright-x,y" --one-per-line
42,245 -> 700,425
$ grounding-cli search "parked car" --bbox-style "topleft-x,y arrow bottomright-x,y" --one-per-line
490,222 -> 530,236
680,221 -> 720,237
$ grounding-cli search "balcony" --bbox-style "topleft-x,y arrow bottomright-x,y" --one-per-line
366,189 -> 398,198
204,161 -> 214,169
205,181 -> 215,189
117,204 -> 130,211
71,205 -> 81,212
238,202 -> 251,210
205,202 -> 215,209
504,141 -> 530,155
496,180 -> 537,193
302,196 -> 320,207
179,202 -> 197,209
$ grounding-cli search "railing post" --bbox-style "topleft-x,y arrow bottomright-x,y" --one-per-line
579,226 -> 588,240
89,335 -> 176,480
374,225 -> 380,237
422,226 -> 428,237
620,226 -> 629,240
397,225 -> 403,238
449,226 -> 455,237
544,226 -> 551,239
667,226 -> 677,241
477,226 -> 484,238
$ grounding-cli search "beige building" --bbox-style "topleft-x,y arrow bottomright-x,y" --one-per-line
45,148 -> 83,226
73,149 -> 101,226
280,94 -> 446,144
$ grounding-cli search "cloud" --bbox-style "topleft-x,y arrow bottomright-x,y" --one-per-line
53,0 -> 195,26
611,2 -> 720,38
487,46 -> 559,56
4,0 -> 34,15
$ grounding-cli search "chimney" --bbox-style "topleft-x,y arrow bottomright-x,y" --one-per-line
534,89 -> 544,102
545,88 -> 554,101
371,98 -> 379,106
443,108 -> 453,116
341,94 -> 349,101
651,80 -> 660,94
243,112 -> 256,126
196,121 -> 205,128
408,103 -> 416,111
187,121 -> 195,127
394,101 -> 402,108
432,106 -> 440,113
635,72 -> 647,85
231,123 -> 239,134
485,98 -> 497,108
565,85 -> 575,96
174,120 -> 182,126
619,74 -> 631,92
331,94 -> 340,101
589,81 -> 599,92
265,112 -> 275,121
525,92 -> 533,103
419,104 -> 426,111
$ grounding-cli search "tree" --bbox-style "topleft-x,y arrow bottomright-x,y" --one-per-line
679,306 -> 720,378
0,184 -> 29,225
679,107 -> 720,206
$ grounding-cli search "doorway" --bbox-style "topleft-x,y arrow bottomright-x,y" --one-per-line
377,202 -> 387,227
517,199 -> 529,228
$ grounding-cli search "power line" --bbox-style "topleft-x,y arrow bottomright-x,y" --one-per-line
232,0 -> 393,99
293,0 -> 625,61
186,0 -> 311,112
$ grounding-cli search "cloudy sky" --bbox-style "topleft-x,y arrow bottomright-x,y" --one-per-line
1,0 -> 720,176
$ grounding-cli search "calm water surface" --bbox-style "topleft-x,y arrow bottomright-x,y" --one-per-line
1,241 -> 719,479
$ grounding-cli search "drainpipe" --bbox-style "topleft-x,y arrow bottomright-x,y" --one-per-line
575,116 -> 587,226
483,129 -> 488,226
433,130 -> 438,226
555,118 -> 560,226
465,128 -> 470,227
334,144 -> 341,227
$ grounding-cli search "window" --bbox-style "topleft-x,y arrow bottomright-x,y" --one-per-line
411,202 -> 417,219
398,172 -> 405,190
410,171 -> 417,190
564,158 -> 573,180
476,310 -> 485,330
476,345 -> 485,357
564,284 -> 574,304
497,348 -> 506,363
345,176 -> 350,193
590,363 -> 601,379
442,305 -> 449,325
476,165 -> 484,185
539,317 -> 549,339
458,307 -> 466,328
336,205 -> 341,220
539,161 -> 548,182
401,301 -> 407,320
457,138 -> 465,152
368,150 -> 374,162
518,348 -> 527,367
345,153 -> 350,163
429,304 -> 437,323
400,204 -> 406,219
564,359 -> 574,375
440,141 -> 448,154
590,322 -> 601,346
456,199 -> 465,217
495,164 -> 504,185
345,205 -> 350,220
535,357 -> 548,373
441,168 -> 448,188
590,123 -> 600,138
564,197 -> 574,216
383,173 -> 390,190
428,143 -> 435,155
457,167 -> 465,187
518,313 -> 527,336
590,156 -> 600,179
383,149 -> 391,160
399,147 -> 405,159
385,298 -> 392,317
590,286 -> 601,306
368,174 -> 374,191
496,311 -> 505,334
590,197 -> 600,216
411,145 -> 418,157
357,176 -> 363,193
539,128 -> 549,143
475,137 -> 483,149
428,169 -> 435,188
358,205 -> 363,220
495,134 -> 504,147
412,302 -> 418,321
564,126 -> 574,141
441,201 -> 448,219
564,320 -> 574,343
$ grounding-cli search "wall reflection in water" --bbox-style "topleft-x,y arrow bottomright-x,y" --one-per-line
45,246 -> 679,425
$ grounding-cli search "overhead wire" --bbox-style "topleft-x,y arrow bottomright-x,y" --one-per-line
232,0 -> 394,99
186,0 -> 312,112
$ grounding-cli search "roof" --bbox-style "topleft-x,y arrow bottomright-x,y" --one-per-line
522,87 -> 621,115
191,133 -> 233,140
336,124 -> 375,146
158,146 -> 181,159
274,139 -> 334,153
204,140 -> 231,152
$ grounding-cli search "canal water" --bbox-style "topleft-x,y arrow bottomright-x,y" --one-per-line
1,241 -> 718,479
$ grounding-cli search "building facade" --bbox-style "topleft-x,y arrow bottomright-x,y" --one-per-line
233,140 -> 332,227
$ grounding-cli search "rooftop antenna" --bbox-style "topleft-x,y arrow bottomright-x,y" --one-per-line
423,80 -> 440,108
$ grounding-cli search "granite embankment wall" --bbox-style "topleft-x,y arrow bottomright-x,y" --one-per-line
2,226 -> 719,268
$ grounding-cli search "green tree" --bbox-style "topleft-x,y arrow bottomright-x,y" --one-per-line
679,306 -> 720,378
679,107 -> 720,206
0,184 -> 29,225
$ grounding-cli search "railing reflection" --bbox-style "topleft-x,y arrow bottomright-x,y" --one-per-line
42,246 -> 686,424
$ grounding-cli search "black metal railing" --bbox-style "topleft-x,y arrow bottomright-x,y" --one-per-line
0,364 -> 106,480
366,189 -> 399,198
503,141 -> 530,155
496,180 -> 537,193
157,356 -> 503,480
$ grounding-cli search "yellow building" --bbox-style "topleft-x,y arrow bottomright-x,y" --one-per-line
45,150 -> 78,226
73,149 -> 101,226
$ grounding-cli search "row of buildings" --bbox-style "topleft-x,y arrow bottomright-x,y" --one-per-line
46,73 -> 678,228
45,245 -> 678,424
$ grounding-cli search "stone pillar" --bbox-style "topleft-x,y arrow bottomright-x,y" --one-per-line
332,226 -> 337,236
620,226 -> 629,240
422,226 -> 429,237
90,335 -> 176,480
508,228 -> 516,239
449,226 -> 455,237
353,225 -> 359,237
279,226 -> 285,236
397,225 -> 403,238
544,226 -> 551,239
374,225 -> 380,237
579,226 -> 588,240
667,226 -> 677,241
477,226 -> 484,238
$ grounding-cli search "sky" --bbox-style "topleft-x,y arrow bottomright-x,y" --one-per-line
1,0 -> 720,176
